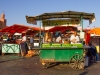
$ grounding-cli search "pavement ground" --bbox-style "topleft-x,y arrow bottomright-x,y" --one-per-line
0,54 -> 100,75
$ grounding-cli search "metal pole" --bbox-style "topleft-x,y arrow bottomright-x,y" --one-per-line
39,20 -> 42,48
80,16 -> 83,32
80,16 -> 84,44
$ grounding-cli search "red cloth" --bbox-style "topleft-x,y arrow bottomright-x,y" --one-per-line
22,33 -> 26,37
85,33 -> 90,45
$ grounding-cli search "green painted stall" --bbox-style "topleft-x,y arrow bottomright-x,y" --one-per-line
25,11 -> 95,70
40,44 -> 83,62
39,43 -> 84,70
2,43 -> 20,55
40,48 -> 83,62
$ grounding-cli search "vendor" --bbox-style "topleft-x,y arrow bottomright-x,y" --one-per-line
30,35 -> 34,49
7,35 -> 13,43
20,33 -> 29,56
0,35 -> 3,43
70,31 -> 80,44
56,35 -> 62,43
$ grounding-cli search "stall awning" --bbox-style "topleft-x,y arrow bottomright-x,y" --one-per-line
88,28 -> 100,35
26,11 -> 95,25
0,32 -> 6,36
48,26 -> 77,33
0,24 -> 41,34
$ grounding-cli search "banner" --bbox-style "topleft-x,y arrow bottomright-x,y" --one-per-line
89,16 -> 96,25
42,19 -> 80,26
26,16 -> 37,25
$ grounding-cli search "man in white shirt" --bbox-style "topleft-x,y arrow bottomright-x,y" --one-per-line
56,35 -> 61,43
22,35 -> 26,42
30,35 -> 33,44
70,31 -> 79,44
30,35 -> 33,49
21,33 -> 28,56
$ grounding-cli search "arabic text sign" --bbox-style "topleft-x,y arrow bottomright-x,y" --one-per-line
42,19 -> 80,26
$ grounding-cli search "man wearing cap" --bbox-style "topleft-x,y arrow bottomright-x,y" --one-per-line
70,31 -> 80,44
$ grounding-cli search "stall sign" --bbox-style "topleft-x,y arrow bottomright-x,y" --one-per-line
77,26 -> 82,31
26,16 -> 37,25
80,32 -> 85,39
96,46 -> 99,53
42,19 -> 80,26
34,43 -> 39,47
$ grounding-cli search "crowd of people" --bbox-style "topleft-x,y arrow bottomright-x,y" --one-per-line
0,30 -> 100,63
45,30 -> 80,44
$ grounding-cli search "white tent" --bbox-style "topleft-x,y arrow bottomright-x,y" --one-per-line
14,33 -> 22,35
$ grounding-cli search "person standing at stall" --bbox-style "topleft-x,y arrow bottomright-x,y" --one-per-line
70,31 -> 80,44
0,35 -> 3,43
56,35 -> 62,43
7,35 -> 13,43
21,33 -> 29,56
30,35 -> 34,49
88,42 -> 97,63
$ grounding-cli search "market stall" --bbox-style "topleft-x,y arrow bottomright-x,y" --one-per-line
26,11 -> 95,70
0,24 -> 41,56
88,28 -> 100,60
2,43 -> 20,56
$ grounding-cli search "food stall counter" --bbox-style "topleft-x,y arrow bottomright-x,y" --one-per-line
2,43 -> 20,55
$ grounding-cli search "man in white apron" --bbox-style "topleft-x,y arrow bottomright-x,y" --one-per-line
70,31 -> 79,44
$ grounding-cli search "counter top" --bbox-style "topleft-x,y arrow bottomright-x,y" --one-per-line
32,47 -> 83,50
2,43 -> 19,44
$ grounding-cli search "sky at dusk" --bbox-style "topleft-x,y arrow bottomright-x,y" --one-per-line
0,0 -> 99,28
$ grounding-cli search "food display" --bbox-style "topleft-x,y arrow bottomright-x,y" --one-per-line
72,44 -> 83,48
42,43 -> 83,48
51,44 -> 61,48
42,44 -> 51,48
61,44 -> 72,48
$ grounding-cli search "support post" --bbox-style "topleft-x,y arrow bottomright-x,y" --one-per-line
80,16 -> 84,44
80,16 -> 83,32
39,21 -> 42,48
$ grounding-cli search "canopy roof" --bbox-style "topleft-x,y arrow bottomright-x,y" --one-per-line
48,26 -> 77,33
0,32 -> 6,36
88,27 -> 100,35
26,11 -> 95,24
0,24 -> 41,34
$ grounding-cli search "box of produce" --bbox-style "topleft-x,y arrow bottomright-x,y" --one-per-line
72,44 -> 83,48
61,44 -> 72,48
42,44 -> 51,48
51,44 -> 61,48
